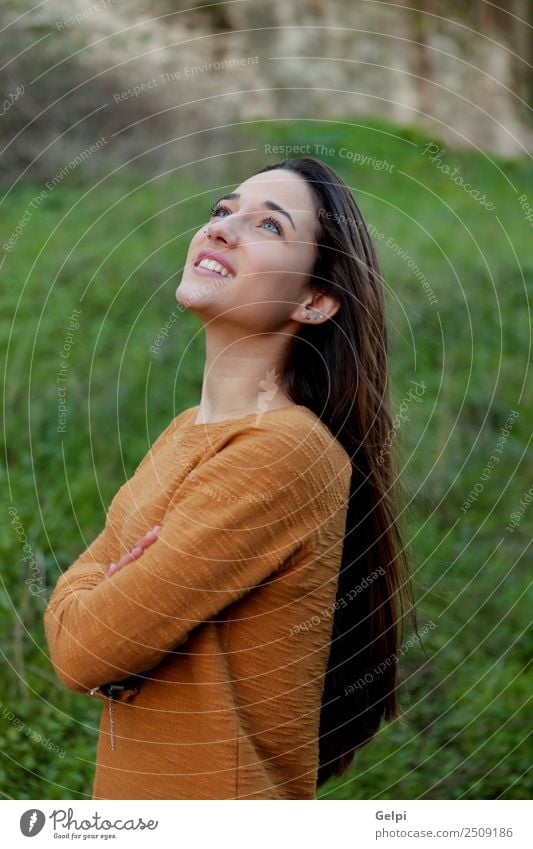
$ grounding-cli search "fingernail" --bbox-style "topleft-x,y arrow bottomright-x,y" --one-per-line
152,525 -> 161,533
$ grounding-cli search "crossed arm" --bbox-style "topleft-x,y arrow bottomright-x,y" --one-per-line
44,426 -> 341,693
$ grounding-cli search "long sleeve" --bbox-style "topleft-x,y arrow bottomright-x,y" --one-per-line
44,424 -> 350,693
47,525 -> 115,595
44,414 -> 185,604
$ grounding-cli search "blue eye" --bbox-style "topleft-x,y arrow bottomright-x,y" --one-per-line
209,202 -> 229,218
208,203 -> 282,235
260,217 -> 282,234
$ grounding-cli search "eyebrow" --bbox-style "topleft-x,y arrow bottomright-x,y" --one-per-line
213,192 -> 296,231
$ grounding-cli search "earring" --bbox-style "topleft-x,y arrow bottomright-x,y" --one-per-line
299,309 -> 323,321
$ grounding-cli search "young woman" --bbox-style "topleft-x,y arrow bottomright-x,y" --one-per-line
45,156 -> 415,800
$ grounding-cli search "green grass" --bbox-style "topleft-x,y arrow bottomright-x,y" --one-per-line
1,116 -> 531,799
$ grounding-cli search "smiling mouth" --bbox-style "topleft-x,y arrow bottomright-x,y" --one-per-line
194,257 -> 234,277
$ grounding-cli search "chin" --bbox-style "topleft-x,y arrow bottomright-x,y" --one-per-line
175,279 -> 199,308
175,284 -> 189,307
175,283 -> 216,314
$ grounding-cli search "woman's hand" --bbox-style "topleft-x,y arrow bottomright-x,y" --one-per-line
106,525 -> 161,578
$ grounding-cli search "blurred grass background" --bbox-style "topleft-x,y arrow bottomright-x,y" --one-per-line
0,118 -> 531,799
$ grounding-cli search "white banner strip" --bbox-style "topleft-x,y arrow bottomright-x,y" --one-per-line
2,799 -> 530,848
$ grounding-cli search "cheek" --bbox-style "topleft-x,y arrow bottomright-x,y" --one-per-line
186,231 -> 203,259
248,245 -> 303,281
252,256 -> 310,298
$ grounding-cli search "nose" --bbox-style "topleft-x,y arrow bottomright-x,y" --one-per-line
206,215 -> 239,246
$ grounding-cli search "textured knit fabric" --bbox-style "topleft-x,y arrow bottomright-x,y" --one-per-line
44,403 -> 352,800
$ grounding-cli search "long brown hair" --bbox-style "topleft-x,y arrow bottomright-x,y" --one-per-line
256,156 -> 417,788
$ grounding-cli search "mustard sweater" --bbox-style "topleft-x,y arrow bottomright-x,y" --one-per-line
44,403 -> 352,799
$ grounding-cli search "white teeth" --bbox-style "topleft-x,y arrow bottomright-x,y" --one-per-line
197,258 -> 231,277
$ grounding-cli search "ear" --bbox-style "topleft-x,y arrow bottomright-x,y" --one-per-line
289,292 -> 341,325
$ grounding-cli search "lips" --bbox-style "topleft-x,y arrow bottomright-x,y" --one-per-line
194,249 -> 236,276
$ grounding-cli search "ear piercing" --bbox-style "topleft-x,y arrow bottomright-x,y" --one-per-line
300,309 -> 324,321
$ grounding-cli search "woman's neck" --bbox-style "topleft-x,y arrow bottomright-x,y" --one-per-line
194,330 -> 295,424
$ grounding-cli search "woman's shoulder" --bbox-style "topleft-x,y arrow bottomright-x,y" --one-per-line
141,403 -> 350,463
185,403 -> 352,485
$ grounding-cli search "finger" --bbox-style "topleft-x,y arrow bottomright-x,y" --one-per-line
114,550 -> 137,569
143,525 -> 162,543
108,550 -> 135,575
109,527 -> 162,576
137,534 -> 154,549
136,526 -> 161,550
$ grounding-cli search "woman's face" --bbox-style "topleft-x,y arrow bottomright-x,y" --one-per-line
175,168 -> 320,330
